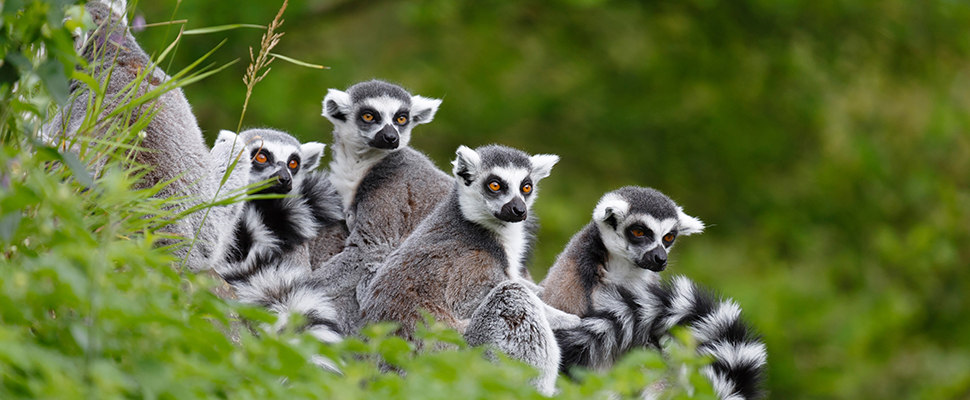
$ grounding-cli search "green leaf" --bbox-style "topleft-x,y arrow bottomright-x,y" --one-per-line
0,60 -> 18,85
0,212 -> 21,242
37,59 -> 69,105
60,151 -> 95,188
5,53 -> 32,72
70,70 -> 101,94
2,0 -> 27,16
182,24 -> 265,35
267,53 -> 330,70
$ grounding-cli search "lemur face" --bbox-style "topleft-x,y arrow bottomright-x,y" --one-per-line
452,144 -> 559,227
322,80 -> 441,152
215,129 -> 325,195
593,187 -> 704,272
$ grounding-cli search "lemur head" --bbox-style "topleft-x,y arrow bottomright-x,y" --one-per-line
215,129 -> 325,194
593,186 -> 704,272
451,144 -> 559,229
322,80 -> 441,152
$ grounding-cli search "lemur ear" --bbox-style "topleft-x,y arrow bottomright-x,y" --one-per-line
322,89 -> 352,123
300,142 -> 326,171
676,206 -> 705,235
452,145 -> 481,186
529,154 -> 559,181
410,95 -> 442,125
593,193 -> 629,230
215,130 -> 238,146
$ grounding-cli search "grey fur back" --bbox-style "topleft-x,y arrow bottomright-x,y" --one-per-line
43,1 -> 247,271
311,146 -> 452,333
359,188 -> 509,336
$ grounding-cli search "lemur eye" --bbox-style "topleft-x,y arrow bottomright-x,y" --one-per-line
396,115 -> 408,125
254,153 -> 267,163
663,233 -> 675,243
631,228 -> 645,237
521,183 -> 532,194
288,159 -> 299,169
361,113 -> 375,122
488,181 -> 502,192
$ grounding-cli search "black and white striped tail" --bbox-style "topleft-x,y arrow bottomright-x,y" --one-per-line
231,263 -> 343,343
557,275 -> 767,400
555,284 -> 656,373
648,276 -> 766,400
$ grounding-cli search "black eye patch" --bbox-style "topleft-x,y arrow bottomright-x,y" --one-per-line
662,231 -> 677,246
393,111 -> 410,125
483,174 -> 508,196
250,148 -> 274,169
625,225 -> 653,243
355,107 -> 381,131
287,155 -> 301,172
520,178 -> 534,195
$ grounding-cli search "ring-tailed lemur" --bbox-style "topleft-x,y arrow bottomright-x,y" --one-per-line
43,0 -> 247,272
213,129 -> 345,344
540,187 -> 766,400
313,80 -> 453,334
360,144 -> 580,396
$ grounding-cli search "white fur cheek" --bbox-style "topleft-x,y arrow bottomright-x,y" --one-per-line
457,183 -> 494,226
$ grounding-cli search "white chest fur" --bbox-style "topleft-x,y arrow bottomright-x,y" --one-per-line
604,253 -> 659,293
329,141 -> 385,216
497,222 -> 527,280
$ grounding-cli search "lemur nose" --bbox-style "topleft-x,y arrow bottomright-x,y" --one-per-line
380,125 -> 398,145
369,124 -> 400,149
639,246 -> 668,271
275,166 -> 292,191
498,197 -> 528,222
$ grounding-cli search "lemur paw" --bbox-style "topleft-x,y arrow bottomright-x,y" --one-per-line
544,305 -> 581,330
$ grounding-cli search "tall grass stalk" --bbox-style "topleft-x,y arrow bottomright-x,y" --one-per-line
237,0 -> 289,133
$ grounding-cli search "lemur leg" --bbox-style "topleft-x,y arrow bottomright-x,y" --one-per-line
464,281 -> 562,397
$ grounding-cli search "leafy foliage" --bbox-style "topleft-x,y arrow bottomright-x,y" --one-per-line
1,0 -> 87,142
1,1 -> 717,399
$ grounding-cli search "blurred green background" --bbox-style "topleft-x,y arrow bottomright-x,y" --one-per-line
132,0 -> 970,398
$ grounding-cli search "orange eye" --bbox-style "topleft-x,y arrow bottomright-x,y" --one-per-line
361,113 -> 374,122
255,153 -> 267,163
488,181 -> 502,191
663,234 -> 675,242
521,184 -> 532,194
396,115 -> 408,124
288,159 -> 299,169
631,229 -> 645,237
